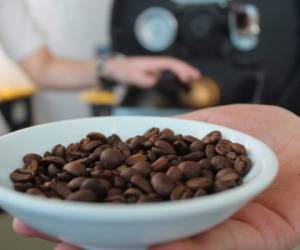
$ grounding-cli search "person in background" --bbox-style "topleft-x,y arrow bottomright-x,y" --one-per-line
12,104 -> 300,250
0,0 -> 200,90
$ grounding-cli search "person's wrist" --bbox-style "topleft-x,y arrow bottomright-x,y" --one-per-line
96,54 -> 127,85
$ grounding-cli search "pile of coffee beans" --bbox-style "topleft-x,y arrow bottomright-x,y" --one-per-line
10,128 -> 252,203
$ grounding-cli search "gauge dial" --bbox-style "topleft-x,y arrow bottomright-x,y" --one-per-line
135,7 -> 178,52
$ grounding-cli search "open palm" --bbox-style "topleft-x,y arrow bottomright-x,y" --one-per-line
13,105 -> 300,250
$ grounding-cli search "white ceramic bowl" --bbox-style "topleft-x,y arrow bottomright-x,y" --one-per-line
0,117 -> 278,250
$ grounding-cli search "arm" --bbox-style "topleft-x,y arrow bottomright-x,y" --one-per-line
20,47 -> 98,90
20,48 -> 201,90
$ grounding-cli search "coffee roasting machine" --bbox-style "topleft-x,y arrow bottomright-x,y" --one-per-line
110,0 -> 300,115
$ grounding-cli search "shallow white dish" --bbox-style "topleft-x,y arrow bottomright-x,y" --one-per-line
0,117 -> 278,250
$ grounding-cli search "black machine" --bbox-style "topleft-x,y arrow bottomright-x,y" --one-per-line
110,0 -> 300,114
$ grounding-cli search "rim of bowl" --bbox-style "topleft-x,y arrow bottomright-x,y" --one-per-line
0,117 -> 279,222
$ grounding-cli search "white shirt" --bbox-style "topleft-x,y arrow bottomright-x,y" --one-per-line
0,0 -> 112,61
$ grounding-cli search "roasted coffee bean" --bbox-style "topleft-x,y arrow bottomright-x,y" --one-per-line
151,173 -> 174,197
86,132 -> 106,142
183,152 -> 204,161
40,174 -> 51,182
152,140 -> 176,156
50,181 -> 70,198
10,169 -> 33,182
178,161 -> 201,179
215,140 -> 232,155
129,136 -> 145,151
132,161 -> 152,177
66,143 -> 80,152
83,140 -> 103,152
214,172 -> 242,192
211,156 -> 233,171
114,176 -> 126,188
144,127 -> 159,139
107,134 -> 121,145
26,188 -> 45,197
227,152 -> 237,160
181,188 -> 194,199
232,143 -> 247,155
78,157 -> 94,166
116,164 -> 128,172
198,158 -> 211,170
186,177 -> 213,190
159,128 -> 175,142
15,182 -> 33,192
194,188 -> 207,197
67,189 -> 98,202
80,178 -> 109,196
56,172 -> 73,182
42,156 -> 66,166
152,156 -> 169,172
52,144 -> 65,157
173,140 -> 189,155
23,153 -> 42,164
115,141 -> 131,159
105,195 -> 125,203
190,140 -> 204,152
202,131 -> 221,144
170,185 -> 193,200
100,148 -> 124,169
126,152 -> 147,166
170,185 -> 187,200
12,129 -> 252,204
183,135 -> 198,144
120,168 -> 141,181
67,177 -> 86,191
200,169 -> 214,180
205,145 -> 216,158
131,175 -> 153,193
63,162 -> 87,177
234,155 -> 251,176
94,145 -> 110,156
24,160 -> 39,175
48,163 -> 60,178
147,150 -> 157,162
43,151 -> 52,157
108,188 -> 123,196
166,166 -> 183,182
91,169 -> 114,180
138,194 -> 160,203
124,188 -> 143,197
79,138 -> 90,150
216,168 -> 235,180
40,181 -> 51,191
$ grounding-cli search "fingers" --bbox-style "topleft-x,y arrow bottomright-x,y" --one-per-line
129,72 -> 157,88
13,218 -> 58,242
137,56 -> 201,83
155,57 -> 201,83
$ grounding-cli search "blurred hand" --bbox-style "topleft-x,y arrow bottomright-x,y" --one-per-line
13,105 -> 300,250
104,56 -> 201,88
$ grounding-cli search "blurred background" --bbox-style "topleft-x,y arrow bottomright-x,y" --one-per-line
0,0 -> 300,249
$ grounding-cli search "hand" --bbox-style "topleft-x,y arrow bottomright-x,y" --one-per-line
13,105 -> 300,250
103,56 -> 201,88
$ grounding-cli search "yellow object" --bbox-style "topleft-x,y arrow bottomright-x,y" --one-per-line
179,77 -> 221,109
80,89 -> 117,106
0,86 -> 35,102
